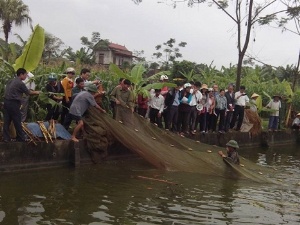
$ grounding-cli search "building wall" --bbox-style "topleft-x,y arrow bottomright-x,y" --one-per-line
95,50 -> 132,65
95,51 -> 112,65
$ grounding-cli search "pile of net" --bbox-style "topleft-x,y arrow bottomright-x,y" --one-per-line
241,109 -> 262,135
83,107 -> 276,183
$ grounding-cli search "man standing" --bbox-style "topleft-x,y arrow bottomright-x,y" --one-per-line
149,89 -> 165,128
160,74 -> 169,129
189,81 -> 202,134
230,85 -> 249,131
212,84 -> 219,98
215,89 -> 227,133
110,78 -> 124,119
110,79 -> 135,127
3,68 -> 40,142
165,82 -> 183,133
21,71 -> 36,122
266,94 -> 281,131
224,84 -> 235,132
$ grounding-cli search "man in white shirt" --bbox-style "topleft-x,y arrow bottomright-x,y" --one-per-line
230,85 -> 249,131
189,81 -> 202,134
266,94 -> 281,131
76,68 -> 101,89
21,72 -> 36,122
149,89 -> 165,128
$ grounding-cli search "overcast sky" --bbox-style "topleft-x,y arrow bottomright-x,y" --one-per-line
7,0 -> 300,68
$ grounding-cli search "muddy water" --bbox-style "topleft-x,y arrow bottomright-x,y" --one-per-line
0,145 -> 299,225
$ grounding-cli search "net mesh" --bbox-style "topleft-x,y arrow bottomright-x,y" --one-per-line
83,107 -> 277,183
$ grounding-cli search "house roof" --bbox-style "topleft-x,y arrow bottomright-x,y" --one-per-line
109,43 -> 128,51
109,43 -> 133,57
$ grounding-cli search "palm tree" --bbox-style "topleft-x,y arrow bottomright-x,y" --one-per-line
0,0 -> 31,43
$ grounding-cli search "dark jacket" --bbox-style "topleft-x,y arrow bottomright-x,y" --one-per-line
225,91 -> 235,109
165,88 -> 181,108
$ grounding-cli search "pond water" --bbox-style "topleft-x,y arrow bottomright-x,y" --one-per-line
0,145 -> 299,225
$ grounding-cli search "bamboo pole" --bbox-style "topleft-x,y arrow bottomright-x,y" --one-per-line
21,123 -> 41,145
37,121 -> 53,143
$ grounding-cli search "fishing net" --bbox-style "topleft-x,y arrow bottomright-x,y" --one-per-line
244,109 -> 262,136
83,107 -> 277,183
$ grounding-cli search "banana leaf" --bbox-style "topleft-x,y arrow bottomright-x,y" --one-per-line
109,63 -> 129,80
262,91 -> 272,101
13,25 -> 45,72
0,57 -> 15,74
38,92 -> 64,107
130,64 -> 146,85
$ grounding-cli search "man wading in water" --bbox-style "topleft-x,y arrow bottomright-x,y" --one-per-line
218,140 -> 240,165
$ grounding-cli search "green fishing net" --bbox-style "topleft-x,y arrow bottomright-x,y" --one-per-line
83,107 -> 277,183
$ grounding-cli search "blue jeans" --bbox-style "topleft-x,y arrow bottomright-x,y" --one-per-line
268,116 -> 279,130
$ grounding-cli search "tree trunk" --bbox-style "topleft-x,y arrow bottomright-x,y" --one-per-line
235,0 -> 254,91
236,52 -> 243,90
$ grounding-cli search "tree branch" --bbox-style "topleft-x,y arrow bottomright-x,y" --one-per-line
252,9 -> 287,25
252,0 -> 277,23
210,0 -> 238,23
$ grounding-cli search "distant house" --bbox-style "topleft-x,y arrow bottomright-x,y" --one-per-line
94,40 -> 133,67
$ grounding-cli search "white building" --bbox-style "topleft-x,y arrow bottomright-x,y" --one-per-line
94,41 -> 133,67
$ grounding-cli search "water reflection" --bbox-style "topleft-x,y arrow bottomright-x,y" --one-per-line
0,145 -> 299,224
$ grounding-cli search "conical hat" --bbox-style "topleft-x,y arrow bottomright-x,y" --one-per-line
251,93 -> 259,98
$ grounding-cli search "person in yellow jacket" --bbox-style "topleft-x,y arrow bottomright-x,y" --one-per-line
60,67 -> 75,124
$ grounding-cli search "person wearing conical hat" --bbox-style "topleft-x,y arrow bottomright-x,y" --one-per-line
250,93 -> 259,112
266,94 -> 281,131
291,113 -> 300,130
218,140 -> 240,165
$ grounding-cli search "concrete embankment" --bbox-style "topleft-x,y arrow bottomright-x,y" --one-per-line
0,130 -> 298,172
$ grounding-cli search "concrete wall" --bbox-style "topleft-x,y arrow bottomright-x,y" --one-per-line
0,140 -> 73,172
196,130 -> 298,148
0,131 -> 298,172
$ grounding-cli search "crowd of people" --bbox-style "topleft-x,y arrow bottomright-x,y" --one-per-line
2,67 -> 106,143
2,68 -> 299,143
132,75 -> 290,135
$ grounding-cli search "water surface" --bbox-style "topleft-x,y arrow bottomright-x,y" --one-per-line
0,145 -> 299,225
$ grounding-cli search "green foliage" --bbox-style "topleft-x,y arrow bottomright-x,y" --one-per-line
43,32 -> 65,59
13,24 -> 45,72
109,63 -> 175,99
258,14 -> 277,25
153,38 -> 187,69
0,0 -> 32,43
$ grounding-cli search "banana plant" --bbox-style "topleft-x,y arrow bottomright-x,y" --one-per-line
179,69 -> 201,82
109,63 -> 176,99
13,24 -> 45,72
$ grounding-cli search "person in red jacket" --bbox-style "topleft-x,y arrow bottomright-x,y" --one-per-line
137,84 -> 148,117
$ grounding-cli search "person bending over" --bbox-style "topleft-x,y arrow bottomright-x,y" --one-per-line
64,84 -> 106,142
